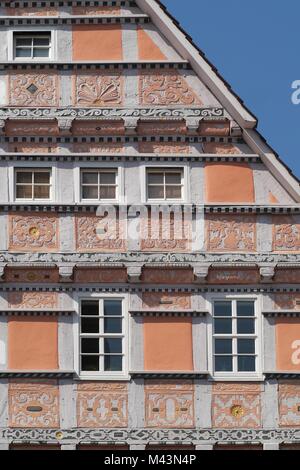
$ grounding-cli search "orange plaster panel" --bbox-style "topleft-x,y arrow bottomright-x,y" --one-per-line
269,192 -> 279,204
144,318 -> 193,371
137,26 -> 167,60
72,25 -> 123,61
276,320 -> 300,371
8,318 -> 58,370
205,163 -> 255,203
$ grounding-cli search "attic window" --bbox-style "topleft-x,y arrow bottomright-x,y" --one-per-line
13,32 -> 51,59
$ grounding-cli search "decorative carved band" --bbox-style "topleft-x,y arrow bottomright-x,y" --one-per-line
129,310 -> 207,317
0,107 -> 224,120
0,309 -> 74,317
0,16 -> 150,26
1,427 -> 300,444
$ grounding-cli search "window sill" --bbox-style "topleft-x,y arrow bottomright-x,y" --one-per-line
77,374 -> 130,381
210,374 -> 264,382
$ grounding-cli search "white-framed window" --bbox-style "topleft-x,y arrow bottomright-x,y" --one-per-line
15,168 -> 52,200
13,32 -> 52,59
79,297 -> 128,378
80,169 -> 118,201
146,168 -> 184,201
208,295 -> 262,379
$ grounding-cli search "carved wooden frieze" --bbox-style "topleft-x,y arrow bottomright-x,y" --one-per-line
208,268 -> 259,284
142,268 -> 194,284
279,382 -> 300,427
74,73 -> 123,107
9,214 -> 59,252
142,292 -> 192,310
141,214 -> 190,252
7,291 -> 58,309
203,143 -> 242,154
138,142 -> 190,154
8,143 -> 57,154
273,216 -> 300,252
138,121 -> 187,135
206,216 -> 256,252
139,71 -> 202,106
212,383 -> 261,429
72,120 -> 124,135
75,214 -> 126,252
77,382 -> 128,428
72,143 -> 124,153
72,6 -> 121,15
74,268 -> 127,283
8,380 -> 59,428
6,120 -> 59,136
145,381 -> 194,428
6,7 -> 58,15
9,73 -> 59,107
199,122 -> 230,136
6,268 -> 59,284
274,293 -> 300,310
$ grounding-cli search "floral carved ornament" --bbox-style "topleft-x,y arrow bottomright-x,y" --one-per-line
10,74 -> 58,107
75,74 -> 123,107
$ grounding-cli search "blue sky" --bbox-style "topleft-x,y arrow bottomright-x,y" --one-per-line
163,0 -> 300,178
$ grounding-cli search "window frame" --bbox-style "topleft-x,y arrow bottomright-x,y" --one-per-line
9,29 -> 56,61
207,293 -> 263,381
80,168 -> 119,203
74,293 -> 129,381
74,164 -> 124,204
14,167 -> 52,202
141,164 -> 190,204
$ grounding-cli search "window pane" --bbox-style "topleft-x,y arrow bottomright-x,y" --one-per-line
165,173 -> 181,184
104,355 -> 122,372
237,301 -> 255,317
34,172 -> 50,184
148,186 -> 164,199
82,172 -> 98,184
100,186 -> 116,199
215,356 -> 233,372
33,38 -> 50,46
148,173 -> 164,184
15,48 -> 32,57
81,301 -> 99,316
237,319 -> 255,334
34,185 -> 50,199
238,356 -> 256,372
16,172 -> 32,184
104,318 -> 122,334
81,355 -> 99,372
238,339 -> 255,354
81,318 -> 99,334
104,338 -> 122,354
166,186 -> 182,199
81,338 -> 99,354
214,301 -> 232,317
100,172 -> 116,184
104,300 -> 122,316
214,318 -> 232,334
33,48 -> 50,58
16,38 -> 32,46
82,186 -> 98,199
215,339 -> 232,354
16,185 -> 32,199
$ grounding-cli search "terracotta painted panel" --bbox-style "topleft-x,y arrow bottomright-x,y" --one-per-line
199,121 -> 230,136
276,319 -> 300,371
273,216 -> 300,252
145,381 -> 194,428
142,292 -> 191,310
72,25 -> 123,61
138,142 -> 190,154
73,72 -> 123,107
6,268 -> 59,284
212,383 -> 261,429
208,268 -> 259,285
279,382 -> 300,427
8,318 -> 58,370
203,143 -> 242,155
9,73 -> 59,107
72,120 -> 124,135
205,163 -> 255,203
274,270 -> 300,284
77,382 -> 128,428
141,213 -> 190,252
75,214 -> 126,252
273,293 -> 300,310
206,215 -> 256,252
143,318 -> 193,371
8,380 -> 59,428
7,291 -> 58,309
73,6 -> 121,15
7,7 -> 58,15
8,143 -> 58,154
137,26 -> 167,60
74,268 -> 127,283
138,121 -> 187,135
142,268 -> 194,284
73,143 -> 124,153
139,71 -> 202,106
6,120 -> 59,136
9,214 -> 59,252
